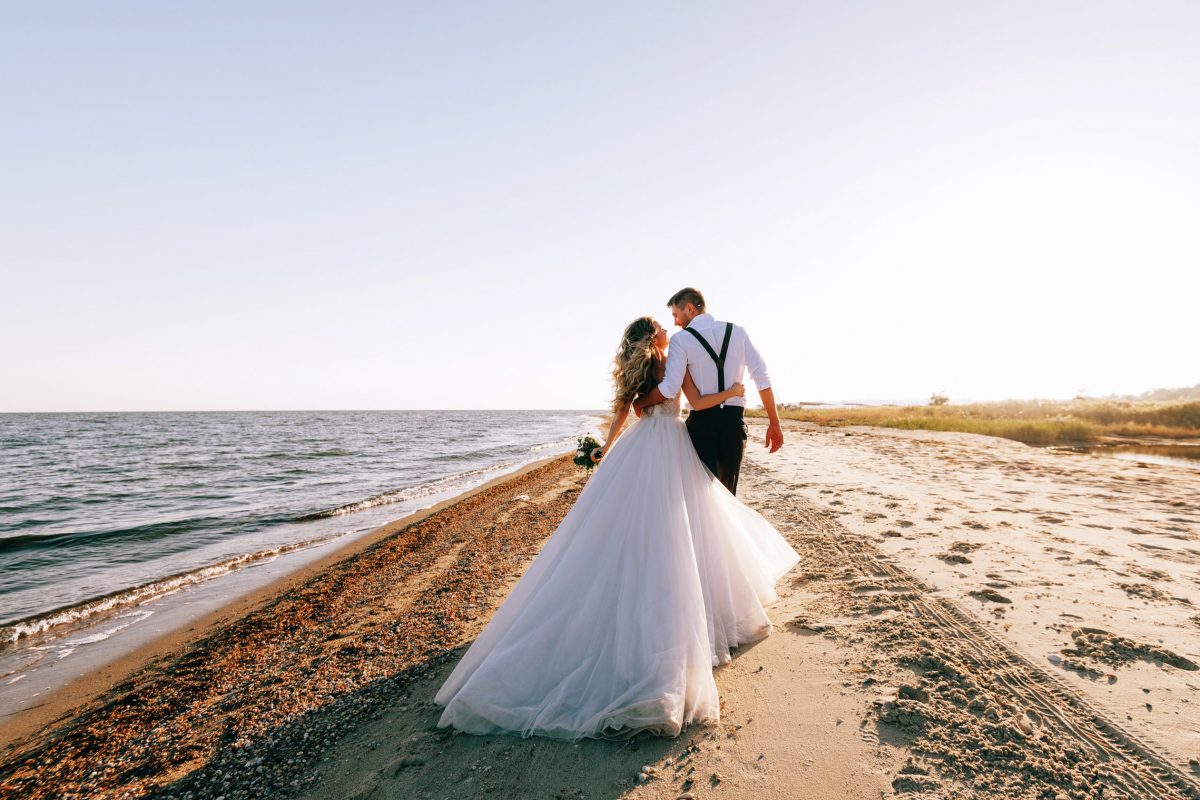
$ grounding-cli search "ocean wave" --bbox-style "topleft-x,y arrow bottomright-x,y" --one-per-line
429,448 -> 508,463
300,459 -> 529,520
309,448 -> 353,457
0,532 -> 351,648
247,448 -> 354,461
529,437 -> 577,453
0,512 -> 272,555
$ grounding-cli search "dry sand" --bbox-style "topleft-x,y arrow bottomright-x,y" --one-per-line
2,420 -> 1199,800
765,421 -> 1200,774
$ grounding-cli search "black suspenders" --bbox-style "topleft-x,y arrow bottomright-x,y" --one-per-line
685,322 -> 734,392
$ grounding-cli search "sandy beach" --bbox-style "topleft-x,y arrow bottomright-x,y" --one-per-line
2,420 -> 1199,800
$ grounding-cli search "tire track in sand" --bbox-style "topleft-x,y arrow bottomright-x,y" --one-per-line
740,458 -> 1200,800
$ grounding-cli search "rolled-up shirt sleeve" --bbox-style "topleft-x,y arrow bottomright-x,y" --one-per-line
742,328 -> 772,390
657,333 -> 688,399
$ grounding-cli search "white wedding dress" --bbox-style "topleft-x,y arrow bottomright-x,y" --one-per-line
433,396 -> 801,741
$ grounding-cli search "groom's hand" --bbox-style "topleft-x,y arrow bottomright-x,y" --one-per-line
634,386 -> 667,417
765,420 -> 784,453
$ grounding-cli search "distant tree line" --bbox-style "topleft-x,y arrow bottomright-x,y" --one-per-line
1125,384 -> 1200,402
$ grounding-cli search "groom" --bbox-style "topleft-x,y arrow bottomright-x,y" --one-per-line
633,287 -> 783,495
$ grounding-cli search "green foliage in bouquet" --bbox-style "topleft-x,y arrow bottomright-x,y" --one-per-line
573,435 -> 603,472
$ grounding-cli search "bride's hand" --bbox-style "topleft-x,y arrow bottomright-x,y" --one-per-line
728,382 -> 745,399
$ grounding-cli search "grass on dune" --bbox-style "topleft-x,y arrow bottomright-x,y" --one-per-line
747,399 -> 1200,445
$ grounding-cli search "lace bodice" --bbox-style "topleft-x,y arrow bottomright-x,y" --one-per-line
642,396 -> 681,419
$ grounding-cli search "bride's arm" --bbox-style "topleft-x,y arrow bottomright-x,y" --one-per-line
682,371 -> 745,411
600,405 -> 631,455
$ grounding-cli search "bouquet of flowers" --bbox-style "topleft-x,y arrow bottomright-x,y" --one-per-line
573,435 -> 603,472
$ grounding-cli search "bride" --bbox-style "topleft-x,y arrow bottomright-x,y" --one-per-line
433,315 -> 801,740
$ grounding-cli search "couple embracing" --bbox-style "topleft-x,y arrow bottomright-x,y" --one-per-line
435,287 -> 801,741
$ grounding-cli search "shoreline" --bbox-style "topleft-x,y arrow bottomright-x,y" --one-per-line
0,452 -> 567,751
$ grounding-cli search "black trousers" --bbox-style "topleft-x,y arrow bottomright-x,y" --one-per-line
686,405 -> 747,496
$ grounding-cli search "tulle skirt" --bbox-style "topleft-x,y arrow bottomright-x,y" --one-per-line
432,411 -> 801,741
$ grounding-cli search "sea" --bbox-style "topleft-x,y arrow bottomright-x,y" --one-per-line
0,410 -> 602,718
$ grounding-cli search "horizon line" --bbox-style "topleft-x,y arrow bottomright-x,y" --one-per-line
0,395 -> 1158,415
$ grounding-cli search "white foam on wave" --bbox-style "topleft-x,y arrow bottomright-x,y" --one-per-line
0,531 -> 352,648
70,609 -> 156,647
315,459 -> 529,518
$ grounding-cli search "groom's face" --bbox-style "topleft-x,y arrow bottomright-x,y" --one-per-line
669,303 -> 695,329
669,304 -> 688,329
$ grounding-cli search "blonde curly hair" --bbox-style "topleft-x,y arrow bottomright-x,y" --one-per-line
611,316 -> 659,413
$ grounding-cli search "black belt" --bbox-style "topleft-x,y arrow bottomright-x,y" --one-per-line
689,404 -> 743,417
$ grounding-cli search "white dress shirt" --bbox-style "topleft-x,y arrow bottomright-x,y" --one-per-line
658,313 -> 771,409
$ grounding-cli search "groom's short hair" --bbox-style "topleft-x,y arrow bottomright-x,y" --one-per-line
667,287 -> 705,312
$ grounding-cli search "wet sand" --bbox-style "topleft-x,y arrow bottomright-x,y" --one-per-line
2,422 -> 1199,800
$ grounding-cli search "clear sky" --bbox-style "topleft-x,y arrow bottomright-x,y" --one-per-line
2,2 -> 1196,412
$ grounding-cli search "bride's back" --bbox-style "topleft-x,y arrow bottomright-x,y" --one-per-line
641,355 -> 679,418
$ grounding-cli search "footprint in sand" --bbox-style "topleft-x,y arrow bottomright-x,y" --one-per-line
1062,628 -> 1198,671
1129,542 -> 1200,565
1124,563 -> 1172,582
789,570 -> 829,586
1116,582 -> 1189,605
968,588 -> 1012,604
937,541 -> 982,564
